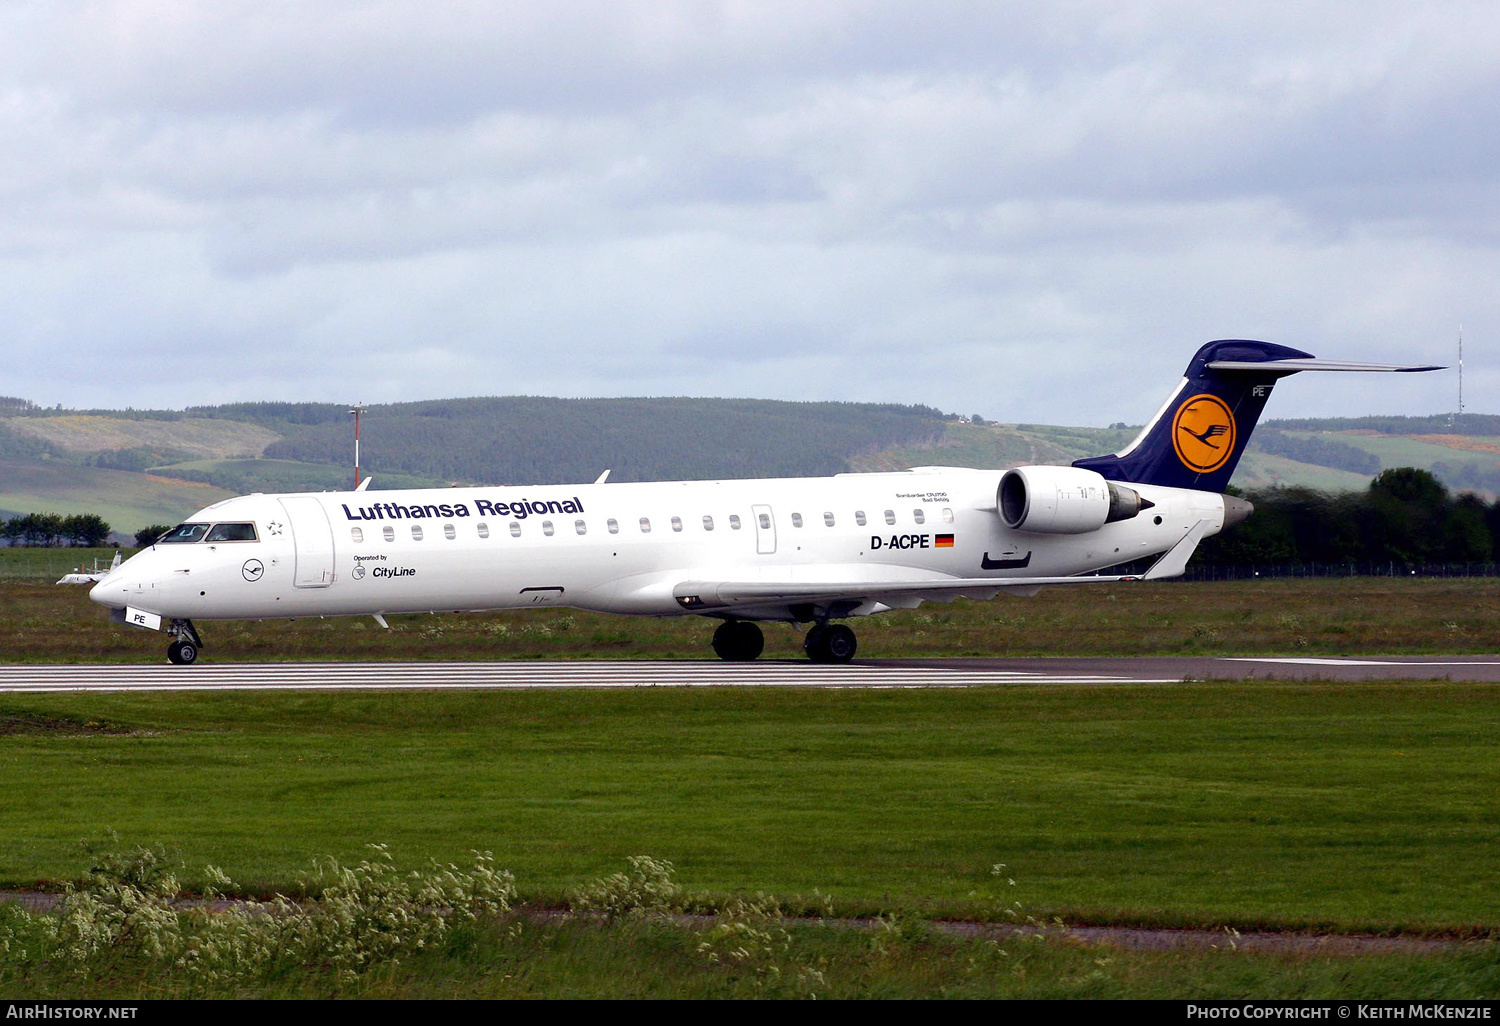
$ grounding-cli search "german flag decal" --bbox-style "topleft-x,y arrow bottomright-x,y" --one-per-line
935,534 -> 954,548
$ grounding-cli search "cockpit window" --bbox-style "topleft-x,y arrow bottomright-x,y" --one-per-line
158,523 -> 210,544
205,522 -> 258,542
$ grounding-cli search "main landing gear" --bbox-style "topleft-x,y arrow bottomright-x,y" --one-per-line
166,618 -> 203,665
803,623 -> 857,664
709,619 -> 858,664
711,620 -> 764,661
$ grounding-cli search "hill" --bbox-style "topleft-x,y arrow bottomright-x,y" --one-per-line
0,458 -> 233,536
2,399 -> 1498,537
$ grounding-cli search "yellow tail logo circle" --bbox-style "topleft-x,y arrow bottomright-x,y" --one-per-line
1171,394 -> 1236,473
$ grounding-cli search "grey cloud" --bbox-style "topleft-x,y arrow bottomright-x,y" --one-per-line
0,1 -> 1489,423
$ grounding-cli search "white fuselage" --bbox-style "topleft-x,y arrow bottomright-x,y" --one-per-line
90,469 -> 1227,624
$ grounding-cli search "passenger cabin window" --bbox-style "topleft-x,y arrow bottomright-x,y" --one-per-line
444,524 -> 456,540
477,523 -> 490,539
509,522 -> 522,537
205,523 -> 257,542
702,515 -> 714,531
608,518 -> 619,534
575,520 -> 587,535
542,521 -> 555,536
855,511 -> 867,526
942,508 -> 954,524
411,525 -> 424,541
640,517 -> 652,533
729,515 -> 741,530
791,513 -> 803,528
159,523 -> 210,544
671,516 -> 683,533
913,509 -> 925,524
823,512 -> 835,527
383,526 -> 395,542
351,527 -> 364,543
884,510 -> 896,525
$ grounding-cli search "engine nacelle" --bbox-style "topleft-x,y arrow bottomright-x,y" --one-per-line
997,466 -> 1151,534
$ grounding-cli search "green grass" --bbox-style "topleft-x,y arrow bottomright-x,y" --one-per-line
1,682 -> 1498,936
0,547 -> 128,581
6,572 -> 1500,996
8,573 -> 1500,662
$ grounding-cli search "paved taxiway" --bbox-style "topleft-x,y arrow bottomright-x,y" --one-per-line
1,655 -> 1498,693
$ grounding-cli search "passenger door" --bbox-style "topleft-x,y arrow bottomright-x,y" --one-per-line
279,497 -> 336,588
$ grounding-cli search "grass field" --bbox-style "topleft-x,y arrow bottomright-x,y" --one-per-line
1,682 -> 1498,997
3,682 -> 1498,930
7,567 -> 1500,662
3,568 -> 1499,997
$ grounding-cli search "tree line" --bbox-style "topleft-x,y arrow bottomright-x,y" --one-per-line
1197,468 -> 1497,566
1,512 -> 113,547
0,514 -> 173,548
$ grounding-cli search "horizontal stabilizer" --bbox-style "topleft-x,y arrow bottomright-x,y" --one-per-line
1206,358 -> 1444,373
1075,339 -> 1442,493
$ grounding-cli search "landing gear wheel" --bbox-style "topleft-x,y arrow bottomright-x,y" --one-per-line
165,618 -> 203,666
711,621 -> 764,661
805,623 -> 857,664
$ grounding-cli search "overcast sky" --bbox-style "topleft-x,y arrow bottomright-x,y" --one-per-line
0,1 -> 1492,424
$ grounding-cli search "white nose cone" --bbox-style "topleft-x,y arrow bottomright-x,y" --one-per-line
90,577 -> 125,609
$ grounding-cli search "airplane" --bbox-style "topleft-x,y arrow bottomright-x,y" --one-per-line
57,551 -> 122,585
88,340 -> 1439,665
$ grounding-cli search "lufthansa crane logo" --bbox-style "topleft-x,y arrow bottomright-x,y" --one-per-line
1171,393 -> 1236,473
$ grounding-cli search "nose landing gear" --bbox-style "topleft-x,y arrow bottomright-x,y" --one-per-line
165,619 -> 203,665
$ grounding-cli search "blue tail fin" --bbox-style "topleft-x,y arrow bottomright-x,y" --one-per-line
1073,339 -> 1313,492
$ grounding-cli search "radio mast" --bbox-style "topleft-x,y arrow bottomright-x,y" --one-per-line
349,402 -> 367,489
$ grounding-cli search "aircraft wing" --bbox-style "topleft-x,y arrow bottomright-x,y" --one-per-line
675,521 -> 1211,611
673,572 -> 1129,610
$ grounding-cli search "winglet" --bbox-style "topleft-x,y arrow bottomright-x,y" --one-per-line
1142,519 -> 1212,580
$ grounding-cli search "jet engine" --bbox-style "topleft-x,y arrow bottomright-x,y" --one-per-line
997,466 -> 1152,534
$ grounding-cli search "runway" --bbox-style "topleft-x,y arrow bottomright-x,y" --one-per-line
1,655 -> 1498,692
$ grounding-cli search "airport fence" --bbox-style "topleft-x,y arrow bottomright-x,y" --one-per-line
1179,562 -> 1500,581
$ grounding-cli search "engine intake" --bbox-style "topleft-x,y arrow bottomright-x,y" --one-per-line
998,466 -> 1152,534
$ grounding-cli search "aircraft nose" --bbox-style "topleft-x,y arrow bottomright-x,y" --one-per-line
1222,495 -> 1254,529
90,578 -> 126,609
